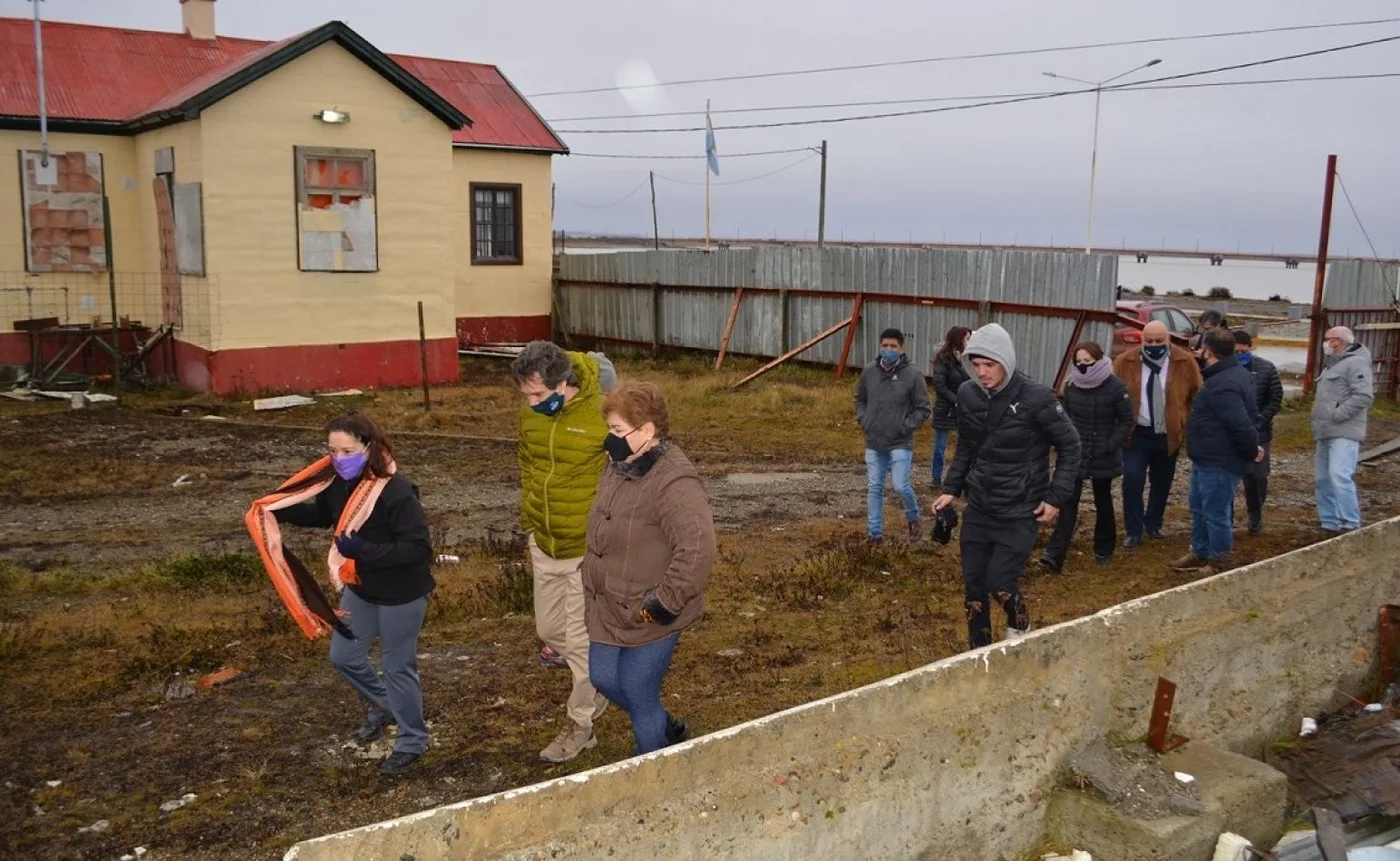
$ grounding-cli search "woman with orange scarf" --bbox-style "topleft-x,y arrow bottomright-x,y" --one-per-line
247,413 -> 434,775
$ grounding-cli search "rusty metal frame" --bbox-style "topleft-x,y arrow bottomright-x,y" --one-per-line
833,293 -> 864,380
731,315 -> 855,390
1378,605 -> 1400,701
1146,676 -> 1189,753
1053,311 -> 1090,393
714,287 -> 744,371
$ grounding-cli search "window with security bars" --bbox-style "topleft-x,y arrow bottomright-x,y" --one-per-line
471,183 -> 522,265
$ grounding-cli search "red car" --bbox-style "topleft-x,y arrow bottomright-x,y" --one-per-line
1112,300 -> 1196,358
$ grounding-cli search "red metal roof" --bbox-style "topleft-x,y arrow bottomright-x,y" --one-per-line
0,17 -> 567,153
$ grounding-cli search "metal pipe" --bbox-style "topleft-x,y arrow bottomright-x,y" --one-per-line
103,194 -> 120,401
32,0 -> 48,167
1303,154 -> 1338,394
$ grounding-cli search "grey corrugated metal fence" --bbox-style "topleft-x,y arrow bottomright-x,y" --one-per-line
1322,260 -> 1400,399
556,247 -> 1119,386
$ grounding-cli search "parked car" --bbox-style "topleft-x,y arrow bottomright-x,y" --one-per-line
1112,301 -> 1197,358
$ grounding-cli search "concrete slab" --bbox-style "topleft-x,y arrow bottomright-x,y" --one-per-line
1163,743 -> 1288,851
1046,789 -> 1217,861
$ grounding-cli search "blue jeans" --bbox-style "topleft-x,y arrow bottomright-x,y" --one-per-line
1189,465 -> 1242,561
931,428 -> 952,485
1315,439 -> 1362,530
866,448 -> 919,539
590,633 -> 679,755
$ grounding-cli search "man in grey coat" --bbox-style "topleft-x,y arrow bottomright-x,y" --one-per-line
855,327 -> 933,543
1312,326 -> 1374,533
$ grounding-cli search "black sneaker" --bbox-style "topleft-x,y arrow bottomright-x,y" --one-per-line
1248,518 -> 1262,534
379,750 -> 421,776
665,714 -> 690,747
1146,529 -> 1167,540
1123,535 -> 1142,550
1038,555 -> 1062,573
355,717 -> 395,743
1095,554 -> 1112,565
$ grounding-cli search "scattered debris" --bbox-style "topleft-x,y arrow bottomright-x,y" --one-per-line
435,554 -> 461,564
172,474 -> 193,488
1268,706 -> 1400,821
1302,717 -> 1320,737
1367,704 -> 1387,714
252,394 -> 316,411
1065,738 -> 1206,819
1175,771 -> 1196,784
1211,832 -> 1252,861
717,648 -> 744,658
32,805 -> 43,816
1042,852 -> 1093,861
1360,436 -> 1400,465
159,793 -> 197,812
198,666 -> 247,690
0,388 -> 38,402
162,673 -> 195,702
316,389 -> 364,397
44,780 -> 61,788
486,697 -> 506,710
84,393 -> 118,403
200,414 -> 229,422
78,819 -> 109,833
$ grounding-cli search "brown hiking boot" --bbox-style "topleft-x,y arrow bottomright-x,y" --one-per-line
907,520 -> 923,543
539,722 -> 597,763
1203,554 -> 1234,575
1169,553 -> 1207,572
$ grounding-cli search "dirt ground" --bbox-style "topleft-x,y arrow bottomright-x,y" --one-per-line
3,356 -> 1399,860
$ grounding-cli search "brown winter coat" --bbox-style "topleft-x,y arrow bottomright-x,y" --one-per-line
1113,344 -> 1203,456
581,443 -> 717,647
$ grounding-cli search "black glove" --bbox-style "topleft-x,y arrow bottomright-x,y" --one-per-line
931,506 -> 959,546
638,589 -> 679,626
334,531 -> 365,559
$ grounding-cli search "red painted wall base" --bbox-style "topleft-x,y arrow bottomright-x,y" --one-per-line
456,315 -> 551,346
1,332 -> 460,396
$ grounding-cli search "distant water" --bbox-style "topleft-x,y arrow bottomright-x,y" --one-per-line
1114,256 -> 1318,303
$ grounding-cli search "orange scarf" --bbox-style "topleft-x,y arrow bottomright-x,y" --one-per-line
244,456 -> 396,639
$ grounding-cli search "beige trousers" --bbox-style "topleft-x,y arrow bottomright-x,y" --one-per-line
528,535 -> 598,729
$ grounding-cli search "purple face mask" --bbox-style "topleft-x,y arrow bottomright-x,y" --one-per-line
332,449 -> 369,481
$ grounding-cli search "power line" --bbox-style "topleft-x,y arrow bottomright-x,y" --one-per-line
547,72 -> 1400,123
1334,171 -> 1399,299
570,147 -> 815,160
526,17 -> 1400,98
555,178 -> 650,209
554,35 -> 1400,134
654,153 -> 819,186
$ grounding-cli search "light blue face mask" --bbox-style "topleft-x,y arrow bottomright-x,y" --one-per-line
879,348 -> 901,365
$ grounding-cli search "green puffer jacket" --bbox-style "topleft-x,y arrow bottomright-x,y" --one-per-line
518,351 -> 610,560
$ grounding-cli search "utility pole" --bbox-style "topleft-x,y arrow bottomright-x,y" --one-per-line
1303,153 -> 1338,394
649,171 -> 659,250
817,139 -> 828,248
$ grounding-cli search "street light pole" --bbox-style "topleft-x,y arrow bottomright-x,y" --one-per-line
1045,58 -> 1161,254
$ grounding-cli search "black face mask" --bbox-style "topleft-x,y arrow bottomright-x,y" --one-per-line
604,432 -> 636,463
1074,362 -> 1093,373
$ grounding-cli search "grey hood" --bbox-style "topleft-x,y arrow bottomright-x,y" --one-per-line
962,323 -> 1018,393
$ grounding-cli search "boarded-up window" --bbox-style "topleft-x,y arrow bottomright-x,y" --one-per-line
173,182 -> 206,276
471,183 -> 522,265
294,146 -> 377,272
18,150 -> 107,273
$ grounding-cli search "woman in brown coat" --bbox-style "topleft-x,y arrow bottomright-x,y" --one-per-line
582,382 -> 717,754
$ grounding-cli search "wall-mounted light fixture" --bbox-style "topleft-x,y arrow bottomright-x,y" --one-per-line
314,109 -> 351,124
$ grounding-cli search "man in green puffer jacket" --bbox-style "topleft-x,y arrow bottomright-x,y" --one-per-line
512,340 -> 616,763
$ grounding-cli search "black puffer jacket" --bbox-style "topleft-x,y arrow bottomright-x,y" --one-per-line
1240,354 -> 1284,443
1186,355 -> 1261,476
929,352 -> 970,431
1062,376 -> 1134,480
943,373 -> 1083,519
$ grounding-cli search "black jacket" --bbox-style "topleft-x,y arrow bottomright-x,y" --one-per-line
1240,354 -> 1284,443
275,473 -> 435,605
929,353 -> 970,431
1186,356 -> 1261,476
943,372 -> 1082,519
1062,376 -> 1134,480
854,355 -> 933,452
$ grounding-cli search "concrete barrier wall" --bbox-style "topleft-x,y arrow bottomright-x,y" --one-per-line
287,518 -> 1400,861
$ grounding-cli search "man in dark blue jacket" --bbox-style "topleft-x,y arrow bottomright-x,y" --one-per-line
1172,328 -> 1263,576
1233,330 -> 1284,533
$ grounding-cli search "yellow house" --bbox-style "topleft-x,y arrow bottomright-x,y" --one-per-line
0,1 -> 566,393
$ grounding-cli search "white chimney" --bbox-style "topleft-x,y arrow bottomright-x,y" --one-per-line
181,0 -> 216,41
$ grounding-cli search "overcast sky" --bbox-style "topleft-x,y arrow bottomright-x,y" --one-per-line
7,0 -> 1398,255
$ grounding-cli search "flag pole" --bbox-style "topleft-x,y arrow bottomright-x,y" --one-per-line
704,98 -> 711,252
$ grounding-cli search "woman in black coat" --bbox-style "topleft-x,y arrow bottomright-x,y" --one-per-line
929,326 -> 972,488
1041,341 -> 1134,570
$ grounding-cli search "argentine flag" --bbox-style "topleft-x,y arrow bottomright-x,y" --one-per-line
705,107 -> 720,177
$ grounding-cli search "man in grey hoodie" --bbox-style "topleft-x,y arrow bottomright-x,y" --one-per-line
1312,326 -> 1374,532
933,323 -> 1081,648
855,328 -> 933,543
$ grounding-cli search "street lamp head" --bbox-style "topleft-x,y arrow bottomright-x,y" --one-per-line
1042,71 -> 1058,78
1146,58 -> 1162,67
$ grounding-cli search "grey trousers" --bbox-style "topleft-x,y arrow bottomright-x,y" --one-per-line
329,589 -> 430,754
